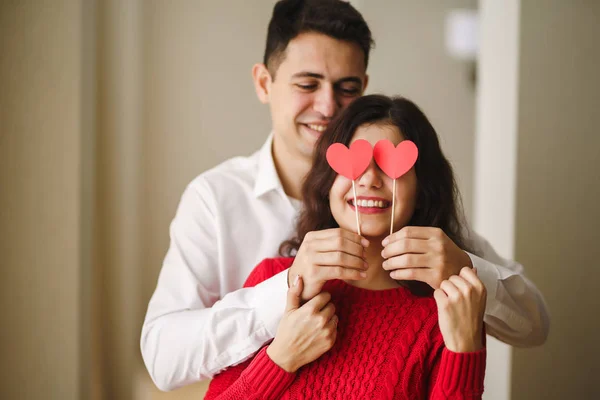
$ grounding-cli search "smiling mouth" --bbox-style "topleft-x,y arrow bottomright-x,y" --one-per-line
303,123 -> 328,136
347,198 -> 391,212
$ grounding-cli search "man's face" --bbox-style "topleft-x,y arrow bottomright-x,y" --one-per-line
257,32 -> 368,161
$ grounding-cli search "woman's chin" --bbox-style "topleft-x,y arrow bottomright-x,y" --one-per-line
359,227 -> 389,241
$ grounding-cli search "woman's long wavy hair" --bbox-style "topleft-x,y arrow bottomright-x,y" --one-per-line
280,95 -> 471,292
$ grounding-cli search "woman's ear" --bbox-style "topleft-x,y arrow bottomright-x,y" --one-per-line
252,63 -> 272,104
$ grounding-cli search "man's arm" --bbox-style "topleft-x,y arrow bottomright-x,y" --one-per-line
466,231 -> 550,347
381,226 -> 549,348
140,182 -> 287,391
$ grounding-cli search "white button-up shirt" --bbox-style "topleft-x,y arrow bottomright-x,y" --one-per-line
141,135 -> 549,391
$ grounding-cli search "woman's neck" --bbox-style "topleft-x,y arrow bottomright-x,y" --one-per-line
344,236 -> 402,290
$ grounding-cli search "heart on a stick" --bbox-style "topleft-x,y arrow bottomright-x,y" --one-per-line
373,139 -> 418,179
326,139 -> 373,180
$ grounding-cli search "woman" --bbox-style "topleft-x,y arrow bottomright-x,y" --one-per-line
205,95 -> 487,399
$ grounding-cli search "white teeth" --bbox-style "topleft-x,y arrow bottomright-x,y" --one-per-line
350,199 -> 387,208
307,124 -> 327,132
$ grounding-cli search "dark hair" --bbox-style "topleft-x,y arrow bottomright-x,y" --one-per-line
280,95 -> 472,293
264,0 -> 374,78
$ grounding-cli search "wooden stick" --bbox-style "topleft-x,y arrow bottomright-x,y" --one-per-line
390,178 -> 396,236
352,180 -> 361,236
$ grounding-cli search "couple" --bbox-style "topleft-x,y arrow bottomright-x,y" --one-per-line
141,0 -> 549,398
205,94 -> 487,398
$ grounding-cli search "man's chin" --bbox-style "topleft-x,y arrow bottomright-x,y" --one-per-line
296,131 -> 317,158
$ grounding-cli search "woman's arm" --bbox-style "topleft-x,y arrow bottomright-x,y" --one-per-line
427,345 -> 486,399
428,267 -> 487,398
204,347 -> 296,400
205,269 -> 338,398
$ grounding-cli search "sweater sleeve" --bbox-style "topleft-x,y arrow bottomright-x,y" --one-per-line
203,347 -> 296,400
427,346 -> 486,399
242,257 -> 291,288
204,258 -> 296,399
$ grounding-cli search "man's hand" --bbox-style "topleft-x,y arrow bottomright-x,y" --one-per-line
381,226 -> 473,289
288,228 -> 369,301
267,276 -> 338,372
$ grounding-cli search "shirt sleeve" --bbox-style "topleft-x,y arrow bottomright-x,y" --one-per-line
140,180 -> 289,391
465,230 -> 550,347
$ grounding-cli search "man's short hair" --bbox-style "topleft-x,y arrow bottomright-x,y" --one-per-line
264,0 -> 374,79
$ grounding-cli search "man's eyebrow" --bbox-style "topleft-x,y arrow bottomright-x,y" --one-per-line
291,72 -> 363,85
335,77 -> 363,86
291,72 -> 324,79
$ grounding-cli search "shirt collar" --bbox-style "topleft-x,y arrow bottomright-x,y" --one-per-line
253,133 -> 284,198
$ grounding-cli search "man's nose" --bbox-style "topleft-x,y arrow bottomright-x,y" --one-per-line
313,86 -> 339,119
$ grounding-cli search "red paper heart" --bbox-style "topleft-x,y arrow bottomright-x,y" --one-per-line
326,139 -> 373,180
373,139 -> 418,179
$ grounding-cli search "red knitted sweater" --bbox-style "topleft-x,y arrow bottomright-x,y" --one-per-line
204,257 -> 486,399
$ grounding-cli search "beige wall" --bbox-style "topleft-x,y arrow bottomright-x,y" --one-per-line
512,1 -> 600,399
140,0 -> 277,317
95,0 -> 142,399
361,0 -> 477,220
0,0 -> 90,399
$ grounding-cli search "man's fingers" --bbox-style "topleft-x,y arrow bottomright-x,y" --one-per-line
320,302 -> 336,322
382,253 -> 429,271
328,314 -> 339,328
381,238 -> 429,259
285,275 -> 303,312
304,291 -> 332,311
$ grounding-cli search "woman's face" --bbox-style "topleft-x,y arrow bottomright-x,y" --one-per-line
329,123 -> 417,240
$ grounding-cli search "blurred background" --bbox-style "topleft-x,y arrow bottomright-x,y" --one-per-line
1,0 -> 599,399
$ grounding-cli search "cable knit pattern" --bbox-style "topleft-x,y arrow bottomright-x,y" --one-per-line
204,257 -> 486,400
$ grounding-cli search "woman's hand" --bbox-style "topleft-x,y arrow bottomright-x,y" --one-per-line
267,276 -> 338,372
434,267 -> 486,352
288,228 -> 369,301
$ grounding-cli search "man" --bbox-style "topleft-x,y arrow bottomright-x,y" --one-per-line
141,0 -> 549,391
